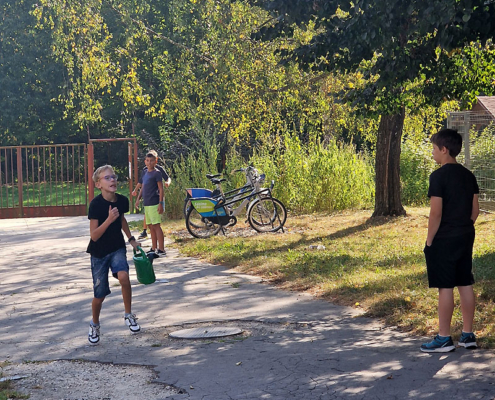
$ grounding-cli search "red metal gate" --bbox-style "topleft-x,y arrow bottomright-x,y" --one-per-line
87,138 -> 138,211
0,144 -> 88,218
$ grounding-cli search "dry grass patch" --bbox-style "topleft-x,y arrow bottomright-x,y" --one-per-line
163,207 -> 495,348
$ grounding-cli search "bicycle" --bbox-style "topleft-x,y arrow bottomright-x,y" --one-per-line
184,168 -> 256,224
185,166 -> 287,238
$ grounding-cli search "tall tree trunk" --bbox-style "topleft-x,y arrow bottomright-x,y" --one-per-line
372,109 -> 406,217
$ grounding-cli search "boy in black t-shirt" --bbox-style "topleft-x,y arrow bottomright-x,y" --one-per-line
86,165 -> 142,345
421,129 -> 479,353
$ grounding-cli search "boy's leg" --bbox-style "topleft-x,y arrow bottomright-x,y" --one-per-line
458,285 -> 475,333
117,270 -> 132,314
152,223 -> 165,251
92,297 -> 105,325
149,224 -> 158,250
90,254 -> 111,344
145,205 -> 162,251
438,288 -> 454,337
109,249 -> 141,333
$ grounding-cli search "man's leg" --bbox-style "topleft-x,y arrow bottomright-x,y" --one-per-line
438,288 -> 454,337
458,285 -> 475,333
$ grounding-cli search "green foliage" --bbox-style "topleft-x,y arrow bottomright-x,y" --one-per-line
166,130 -> 220,218
399,103 -> 457,206
0,0 -> 81,145
251,134 -> 375,213
469,123 -> 495,201
400,137 -> 436,206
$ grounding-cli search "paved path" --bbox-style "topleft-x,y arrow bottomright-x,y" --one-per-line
1,216 -> 495,399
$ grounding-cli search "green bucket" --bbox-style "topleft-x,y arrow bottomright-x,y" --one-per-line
132,246 -> 156,285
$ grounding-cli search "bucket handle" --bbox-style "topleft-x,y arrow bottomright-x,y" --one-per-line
133,246 -> 147,259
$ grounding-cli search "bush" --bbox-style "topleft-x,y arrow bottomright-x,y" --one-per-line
400,136 -> 436,206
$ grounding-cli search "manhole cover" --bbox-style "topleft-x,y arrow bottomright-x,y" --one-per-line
169,326 -> 243,339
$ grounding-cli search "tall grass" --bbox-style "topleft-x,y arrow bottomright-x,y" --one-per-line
164,132 -> 375,218
251,134 -> 375,213
165,136 -> 220,218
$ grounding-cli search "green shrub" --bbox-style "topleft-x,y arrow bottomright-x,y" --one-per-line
251,133 -> 375,213
400,136 -> 436,206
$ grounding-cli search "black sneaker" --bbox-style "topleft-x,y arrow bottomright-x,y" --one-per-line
458,332 -> 477,349
420,334 -> 455,353
146,248 -> 156,254
155,249 -> 166,257
138,230 -> 148,240
88,322 -> 100,345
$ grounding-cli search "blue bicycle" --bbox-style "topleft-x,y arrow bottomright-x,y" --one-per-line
185,166 -> 287,238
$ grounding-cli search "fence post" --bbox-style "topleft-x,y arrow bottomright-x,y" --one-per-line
464,112 -> 471,170
16,147 -> 23,217
88,142 -> 94,203
128,142 -> 134,213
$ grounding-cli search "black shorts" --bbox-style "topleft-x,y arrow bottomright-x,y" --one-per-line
423,231 -> 475,289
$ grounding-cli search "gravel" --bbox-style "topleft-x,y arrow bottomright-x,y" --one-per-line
2,360 -> 179,400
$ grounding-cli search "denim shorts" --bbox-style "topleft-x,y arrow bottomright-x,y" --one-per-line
91,247 -> 129,298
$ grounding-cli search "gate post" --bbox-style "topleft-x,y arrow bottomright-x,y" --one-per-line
128,142 -> 134,213
16,147 -> 23,217
88,142 -> 95,203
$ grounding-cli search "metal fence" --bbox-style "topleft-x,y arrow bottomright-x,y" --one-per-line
447,111 -> 495,212
0,144 -> 88,218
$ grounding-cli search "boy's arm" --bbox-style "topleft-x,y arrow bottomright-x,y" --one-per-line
471,194 -> 479,223
121,214 -> 140,250
90,205 -> 120,242
131,183 -> 142,197
426,196 -> 442,246
157,180 -> 164,214
135,184 -> 143,209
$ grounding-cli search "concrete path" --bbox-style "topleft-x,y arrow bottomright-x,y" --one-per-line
1,216 -> 495,399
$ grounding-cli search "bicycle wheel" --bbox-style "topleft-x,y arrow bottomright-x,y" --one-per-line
183,196 -> 192,219
247,197 -> 287,233
185,206 -> 222,238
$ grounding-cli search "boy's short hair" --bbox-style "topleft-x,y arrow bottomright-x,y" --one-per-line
430,129 -> 463,157
146,150 -> 158,159
93,165 -> 114,183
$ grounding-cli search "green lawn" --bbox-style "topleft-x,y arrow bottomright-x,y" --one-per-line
0,182 -> 131,208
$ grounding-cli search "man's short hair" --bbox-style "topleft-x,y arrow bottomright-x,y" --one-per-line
93,165 -> 114,183
430,129 -> 463,157
146,150 -> 158,159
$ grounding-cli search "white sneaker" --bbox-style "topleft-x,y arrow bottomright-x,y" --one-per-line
124,313 -> 141,333
88,323 -> 100,345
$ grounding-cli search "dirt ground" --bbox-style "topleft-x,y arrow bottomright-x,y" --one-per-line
2,360 -> 179,400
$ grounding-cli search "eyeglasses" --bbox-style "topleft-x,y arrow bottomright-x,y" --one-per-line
100,174 -> 118,181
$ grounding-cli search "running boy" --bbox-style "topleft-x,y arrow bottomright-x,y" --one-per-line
136,150 -> 170,257
87,165 -> 142,345
421,129 -> 479,353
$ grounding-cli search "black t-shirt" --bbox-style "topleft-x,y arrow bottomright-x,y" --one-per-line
86,193 -> 129,258
428,163 -> 479,238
